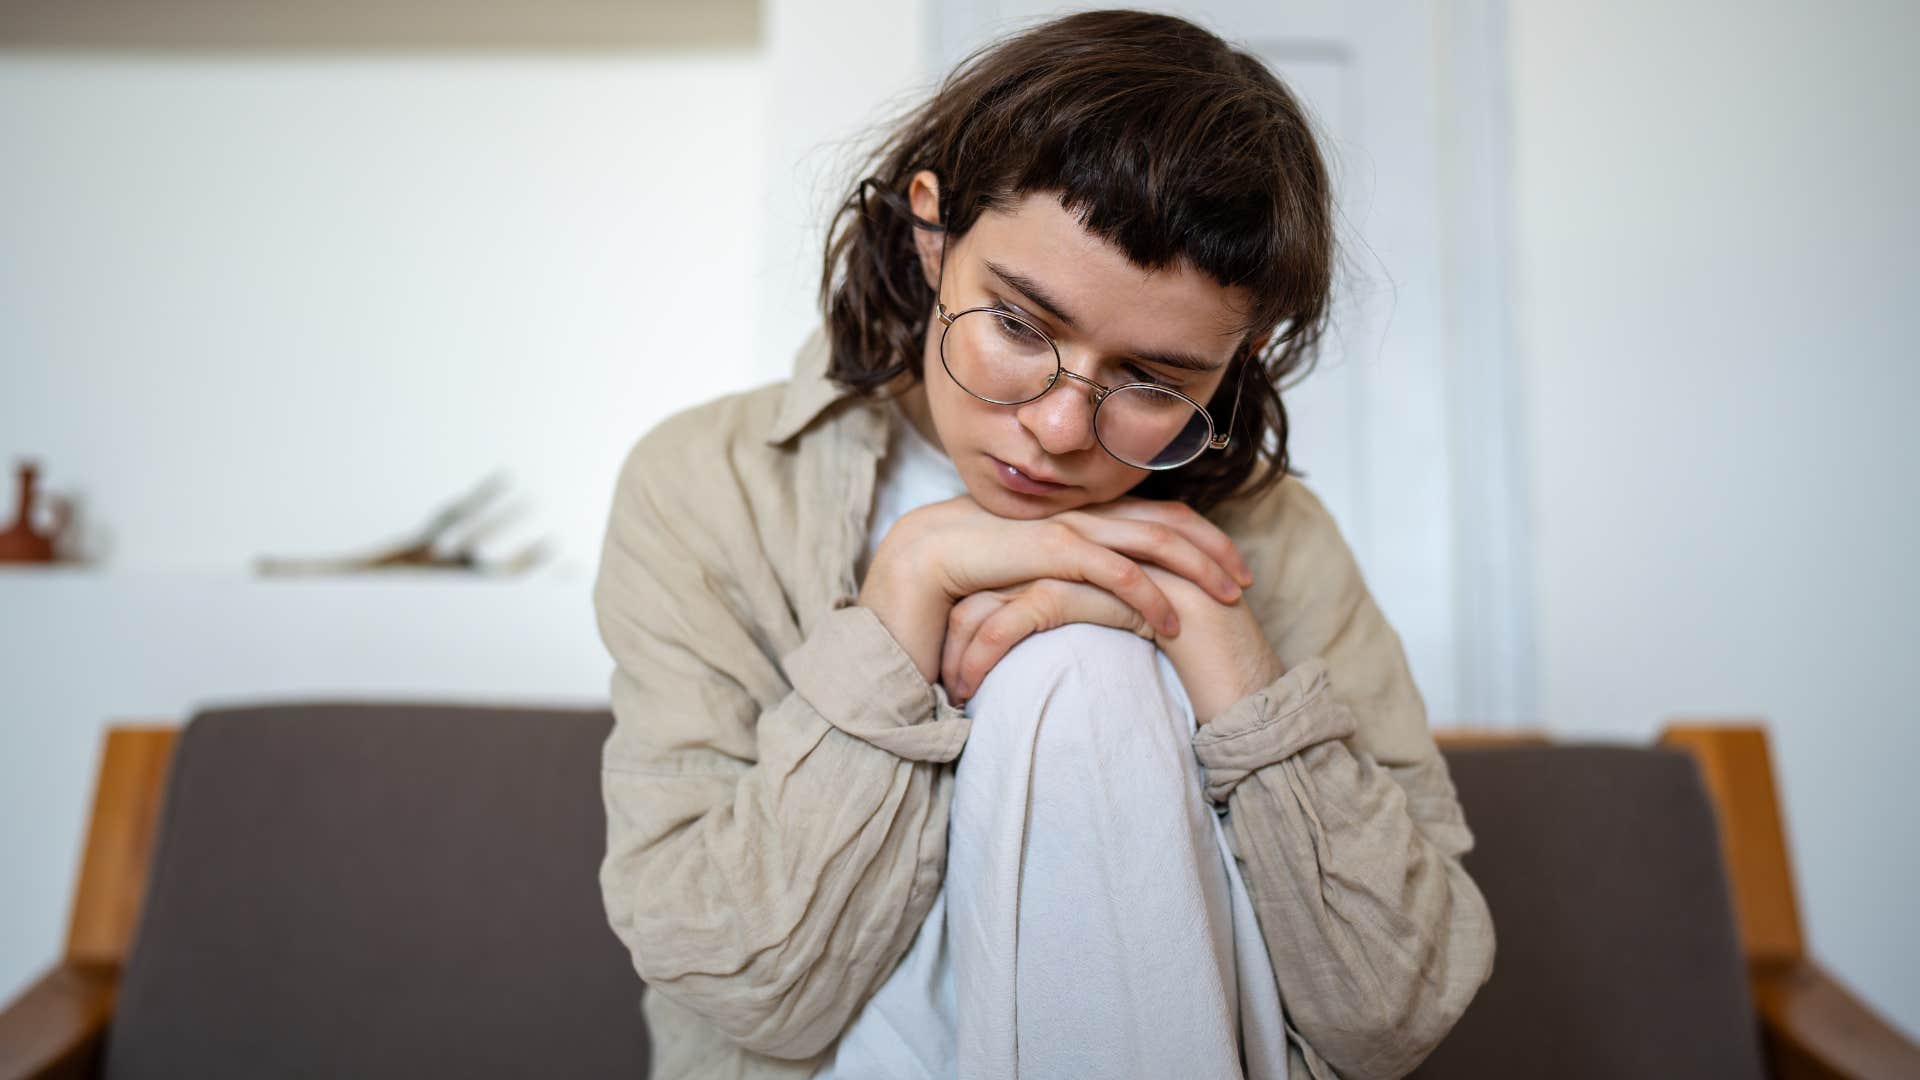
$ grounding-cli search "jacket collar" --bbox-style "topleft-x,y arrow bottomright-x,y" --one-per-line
765,324 -> 861,447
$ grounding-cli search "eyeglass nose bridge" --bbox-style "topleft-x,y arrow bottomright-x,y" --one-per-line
1048,365 -> 1112,408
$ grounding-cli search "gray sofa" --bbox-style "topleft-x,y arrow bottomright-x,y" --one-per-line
3,700 -> 1911,1078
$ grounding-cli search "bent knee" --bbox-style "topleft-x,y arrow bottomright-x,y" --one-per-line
968,622 -> 1195,754
961,623 -> 1209,821
976,621 -> 1160,690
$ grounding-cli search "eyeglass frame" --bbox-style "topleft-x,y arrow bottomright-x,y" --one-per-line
929,234 -> 1248,472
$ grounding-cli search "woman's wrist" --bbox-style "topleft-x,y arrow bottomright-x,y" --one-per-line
856,542 -> 948,686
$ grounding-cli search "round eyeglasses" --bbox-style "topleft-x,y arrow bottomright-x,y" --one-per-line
932,247 -> 1245,471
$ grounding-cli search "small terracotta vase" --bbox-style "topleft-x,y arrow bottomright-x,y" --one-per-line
0,460 -> 73,564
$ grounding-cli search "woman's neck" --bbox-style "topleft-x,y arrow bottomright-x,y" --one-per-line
895,380 -> 948,459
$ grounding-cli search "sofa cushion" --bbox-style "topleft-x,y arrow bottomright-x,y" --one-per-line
1412,743 -> 1767,1078
104,702 -> 649,1079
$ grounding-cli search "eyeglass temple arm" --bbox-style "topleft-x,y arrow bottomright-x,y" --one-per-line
1206,352 -> 1250,451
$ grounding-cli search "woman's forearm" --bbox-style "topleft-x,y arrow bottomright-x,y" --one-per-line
601,600 -> 969,1060
1192,660 -> 1496,1078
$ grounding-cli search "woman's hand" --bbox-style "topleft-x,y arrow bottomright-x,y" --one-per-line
938,576 -> 1157,703
934,500 -> 1285,724
1137,562 -> 1287,725
857,495 -> 1254,691
941,564 -> 1284,723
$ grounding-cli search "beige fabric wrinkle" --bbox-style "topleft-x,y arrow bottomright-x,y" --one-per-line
595,325 -> 1496,1079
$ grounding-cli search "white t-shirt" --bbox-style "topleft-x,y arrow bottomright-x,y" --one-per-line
854,395 -> 970,589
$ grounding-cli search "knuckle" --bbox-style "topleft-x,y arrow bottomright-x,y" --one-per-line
1032,592 -> 1064,626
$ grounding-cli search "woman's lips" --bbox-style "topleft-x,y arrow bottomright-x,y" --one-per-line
988,455 -> 1068,495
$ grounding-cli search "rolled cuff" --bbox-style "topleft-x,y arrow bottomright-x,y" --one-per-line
1189,656 -> 1358,803
782,594 -> 973,764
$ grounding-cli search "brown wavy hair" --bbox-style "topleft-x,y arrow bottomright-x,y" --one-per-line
816,9 -> 1335,515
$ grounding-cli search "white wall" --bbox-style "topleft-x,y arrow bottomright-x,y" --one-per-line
1513,0 -> 1920,1040
0,47 -> 763,1003
752,0 -> 931,383
0,51 -> 763,577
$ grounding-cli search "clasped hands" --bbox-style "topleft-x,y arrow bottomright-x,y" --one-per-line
855,494 -> 1286,726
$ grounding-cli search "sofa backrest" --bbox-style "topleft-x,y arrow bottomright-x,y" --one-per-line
104,705 -> 1768,1078
1412,743 -> 1767,1078
104,702 -> 649,1079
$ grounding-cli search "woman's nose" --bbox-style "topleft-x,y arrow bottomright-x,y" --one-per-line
1014,364 -> 1101,456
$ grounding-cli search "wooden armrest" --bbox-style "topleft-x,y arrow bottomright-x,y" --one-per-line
1752,959 -> 1920,1080
0,727 -> 173,1080
1661,723 -> 1920,1078
0,961 -> 117,1080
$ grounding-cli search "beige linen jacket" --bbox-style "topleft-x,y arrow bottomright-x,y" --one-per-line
593,325 -> 1496,1080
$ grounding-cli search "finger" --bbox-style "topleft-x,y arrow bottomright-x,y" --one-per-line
942,591 -> 1004,698
1029,576 -> 1154,639
955,591 -> 1057,699
1041,526 -> 1182,637
942,516 -> 1180,636
1121,499 -> 1259,588
1098,497 -> 1255,589
1054,510 -> 1245,604
955,580 -> 1150,700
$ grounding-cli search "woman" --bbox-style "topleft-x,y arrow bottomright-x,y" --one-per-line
594,10 -> 1495,1079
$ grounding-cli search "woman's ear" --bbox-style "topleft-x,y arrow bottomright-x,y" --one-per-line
906,168 -> 944,290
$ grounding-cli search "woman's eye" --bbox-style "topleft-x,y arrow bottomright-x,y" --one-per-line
993,313 -> 1043,344
983,303 -> 1182,389
1124,364 -> 1178,388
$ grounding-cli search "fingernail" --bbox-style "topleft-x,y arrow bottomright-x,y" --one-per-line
1224,581 -> 1243,601
1162,614 -> 1180,635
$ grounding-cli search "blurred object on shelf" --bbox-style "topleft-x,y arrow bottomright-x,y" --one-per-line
0,458 -> 74,564
254,470 -> 551,577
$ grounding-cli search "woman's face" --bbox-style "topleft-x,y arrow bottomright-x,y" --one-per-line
896,170 -> 1258,520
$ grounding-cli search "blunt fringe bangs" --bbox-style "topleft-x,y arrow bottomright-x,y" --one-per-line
817,8 -> 1336,514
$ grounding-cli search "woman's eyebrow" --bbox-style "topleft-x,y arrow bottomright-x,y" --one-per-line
983,259 -> 1226,373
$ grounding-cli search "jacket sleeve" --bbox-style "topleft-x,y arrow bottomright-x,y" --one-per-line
592,428 -> 972,1061
1191,479 -> 1497,1079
